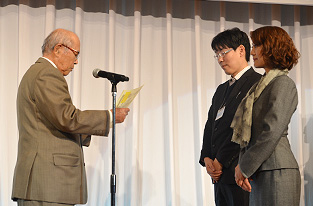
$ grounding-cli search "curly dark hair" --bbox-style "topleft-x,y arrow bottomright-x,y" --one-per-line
250,26 -> 300,70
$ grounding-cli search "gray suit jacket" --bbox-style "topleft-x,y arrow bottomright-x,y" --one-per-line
239,75 -> 299,178
12,58 -> 110,204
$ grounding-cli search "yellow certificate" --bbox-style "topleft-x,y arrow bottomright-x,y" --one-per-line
116,85 -> 144,108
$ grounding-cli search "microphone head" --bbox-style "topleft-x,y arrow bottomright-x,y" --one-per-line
92,68 -> 101,78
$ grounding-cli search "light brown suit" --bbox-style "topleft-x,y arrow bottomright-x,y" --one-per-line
12,58 -> 110,204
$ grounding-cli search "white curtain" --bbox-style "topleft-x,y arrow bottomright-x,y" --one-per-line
1,0 -> 313,205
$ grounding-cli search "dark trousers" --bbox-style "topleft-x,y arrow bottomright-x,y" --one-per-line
214,182 -> 249,206
17,199 -> 74,206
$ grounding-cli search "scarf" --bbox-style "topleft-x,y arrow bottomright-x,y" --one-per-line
230,69 -> 289,148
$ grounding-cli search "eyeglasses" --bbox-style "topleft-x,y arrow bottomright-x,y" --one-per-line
61,44 -> 80,59
214,48 -> 233,60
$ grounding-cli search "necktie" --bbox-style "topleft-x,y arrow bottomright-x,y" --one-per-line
229,77 -> 236,86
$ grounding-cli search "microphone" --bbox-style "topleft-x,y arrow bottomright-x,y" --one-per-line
92,69 -> 129,82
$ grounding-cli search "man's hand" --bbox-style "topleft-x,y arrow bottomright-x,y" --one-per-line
213,158 -> 222,171
212,158 -> 223,181
204,157 -> 222,182
235,164 -> 251,192
114,108 -> 130,123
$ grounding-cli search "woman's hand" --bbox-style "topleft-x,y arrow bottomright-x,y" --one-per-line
235,164 -> 251,192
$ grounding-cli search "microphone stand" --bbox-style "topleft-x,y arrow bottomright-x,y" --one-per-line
110,80 -> 118,206
93,69 -> 128,206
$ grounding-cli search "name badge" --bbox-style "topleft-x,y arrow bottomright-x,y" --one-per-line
215,106 -> 225,121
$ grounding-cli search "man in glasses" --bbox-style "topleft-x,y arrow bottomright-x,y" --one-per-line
199,28 -> 261,206
12,29 -> 130,206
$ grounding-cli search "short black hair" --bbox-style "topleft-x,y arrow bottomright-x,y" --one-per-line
211,27 -> 251,62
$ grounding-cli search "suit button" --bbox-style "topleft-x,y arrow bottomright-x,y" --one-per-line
214,127 -> 218,131
212,145 -> 215,148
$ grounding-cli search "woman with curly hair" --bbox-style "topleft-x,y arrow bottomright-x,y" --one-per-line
231,26 -> 301,206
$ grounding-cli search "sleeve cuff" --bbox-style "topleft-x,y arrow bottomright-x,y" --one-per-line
239,165 -> 249,178
108,110 -> 113,128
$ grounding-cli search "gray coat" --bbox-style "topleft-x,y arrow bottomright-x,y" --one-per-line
239,74 -> 299,178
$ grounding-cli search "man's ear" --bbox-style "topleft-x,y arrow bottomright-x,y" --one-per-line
53,44 -> 62,56
239,45 -> 246,57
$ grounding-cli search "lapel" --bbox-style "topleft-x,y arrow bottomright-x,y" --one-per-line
211,82 -> 228,126
225,67 -> 253,106
215,82 -> 229,109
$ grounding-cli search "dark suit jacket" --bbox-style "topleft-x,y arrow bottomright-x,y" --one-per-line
199,67 -> 261,184
12,58 -> 110,204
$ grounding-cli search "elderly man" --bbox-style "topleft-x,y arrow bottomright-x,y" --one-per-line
12,29 -> 130,206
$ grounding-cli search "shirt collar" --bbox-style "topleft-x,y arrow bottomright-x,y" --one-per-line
232,66 -> 250,81
41,57 -> 57,69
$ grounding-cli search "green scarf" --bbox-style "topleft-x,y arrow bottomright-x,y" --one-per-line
230,69 -> 289,148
